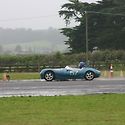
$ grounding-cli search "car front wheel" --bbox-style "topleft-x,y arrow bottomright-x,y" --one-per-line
44,71 -> 55,81
85,71 -> 95,81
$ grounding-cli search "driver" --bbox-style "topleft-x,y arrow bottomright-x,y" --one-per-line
78,61 -> 86,69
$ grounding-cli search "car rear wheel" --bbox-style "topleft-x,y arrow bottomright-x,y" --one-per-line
44,71 -> 55,81
85,71 -> 95,81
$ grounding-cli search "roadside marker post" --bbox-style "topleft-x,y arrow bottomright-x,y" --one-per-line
109,64 -> 113,78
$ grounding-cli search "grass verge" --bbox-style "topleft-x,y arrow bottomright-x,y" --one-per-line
0,71 -> 124,80
0,94 -> 125,125
101,70 -> 125,78
0,72 -> 40,80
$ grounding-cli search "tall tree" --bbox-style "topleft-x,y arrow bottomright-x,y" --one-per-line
59,0 -> 92,53
59,0 -> 125,53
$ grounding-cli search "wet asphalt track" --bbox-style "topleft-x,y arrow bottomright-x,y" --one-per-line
0,78 -> 125,97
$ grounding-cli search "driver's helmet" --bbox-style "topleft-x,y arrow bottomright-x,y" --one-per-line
79,61 -> 85,69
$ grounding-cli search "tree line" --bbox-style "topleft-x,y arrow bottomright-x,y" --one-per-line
0,27 -> 67,54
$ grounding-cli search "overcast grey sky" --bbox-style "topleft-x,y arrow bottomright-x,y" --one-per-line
0,0 -> 100,29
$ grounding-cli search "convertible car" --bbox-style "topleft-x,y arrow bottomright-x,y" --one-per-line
40,66 -> 101,81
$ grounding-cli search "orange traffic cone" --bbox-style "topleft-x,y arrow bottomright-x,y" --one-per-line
3,73 -> 7,81
2,72 -> 10,81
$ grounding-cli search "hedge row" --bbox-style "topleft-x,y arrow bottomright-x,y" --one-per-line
0,50 -> 125,71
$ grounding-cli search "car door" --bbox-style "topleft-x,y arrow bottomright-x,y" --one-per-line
66,69 -> 79,79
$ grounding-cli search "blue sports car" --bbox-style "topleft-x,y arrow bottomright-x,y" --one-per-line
40,66 -> 101,81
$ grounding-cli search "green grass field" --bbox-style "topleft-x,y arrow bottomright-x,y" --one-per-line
0,94 -> 125,125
